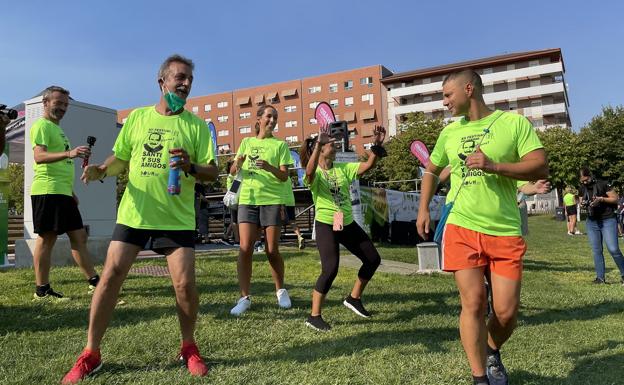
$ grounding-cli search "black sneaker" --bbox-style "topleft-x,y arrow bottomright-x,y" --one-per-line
593,277 -> 606,284
305,315 -> 331,332
486,352 -> 508,385
32,287 -> 70,302
343,295 -> 371,318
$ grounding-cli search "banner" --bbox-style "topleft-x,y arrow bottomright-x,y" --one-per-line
208,121 -> 218,165
314,102 -> 336,126
0,143 -> 9,265
289,150 -> 305,187
410,140 -> 430,167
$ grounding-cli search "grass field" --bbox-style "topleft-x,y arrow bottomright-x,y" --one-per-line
1,215 -> 623,384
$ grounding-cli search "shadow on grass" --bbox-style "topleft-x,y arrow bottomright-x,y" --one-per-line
226,326 -> 457,365
513,340 -> 624,385
523,258 -> 594,273
0,304 -> 176,334
520,300 -> 624,326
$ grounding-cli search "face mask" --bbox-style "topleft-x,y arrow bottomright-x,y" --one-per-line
162,83 -> 186,113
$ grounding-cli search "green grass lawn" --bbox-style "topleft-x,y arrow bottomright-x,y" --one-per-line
1,215 -> 624,384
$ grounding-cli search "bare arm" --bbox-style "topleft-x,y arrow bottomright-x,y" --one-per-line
256,161 -> 289,182
465,148 -> 549,181
34,144 -> 91,164
81,154 -> 128,183
518,179 -> 551,196
416,161 -> 446,238
357,126 -> 386,175
305,124 -> 336,184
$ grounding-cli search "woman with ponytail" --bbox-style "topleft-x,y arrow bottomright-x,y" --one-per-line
229,105 -> 294,316
302,124 -> 386,331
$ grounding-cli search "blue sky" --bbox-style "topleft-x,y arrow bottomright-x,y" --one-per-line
2,0 -> 622,130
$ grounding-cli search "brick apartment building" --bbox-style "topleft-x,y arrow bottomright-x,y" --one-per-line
118,48 -> 570,155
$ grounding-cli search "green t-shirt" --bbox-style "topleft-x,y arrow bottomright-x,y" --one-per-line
563,193 -> 576,206
429,110 -> 543,236
306,162 -> 360,226
114,106 -> 215,230
29,118 -> 74,196
284,179 -> 295,206
236,136 -> 293,205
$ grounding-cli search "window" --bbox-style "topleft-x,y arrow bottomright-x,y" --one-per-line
218,115 -> 229,123
309,101 -> 319,109
422,78 -> 431,84
191,106 -> 199,114
285,105 -> 297,113
349,128 -> 356,139
285,120 -> 298,128
506,64 -> 515,71
482,68 -> 493,75
329,99 -> 338,108
529,60 -> 540,67
361,94 -> 374,104
217,144 -> 231,153
531,99 -> 542,107
308,86 -> 321,94
204,118 -> 212,123
217,101 -> 228,108
329,83 -> 338,93
239,112 -> 251,119
530,79 -> 540,87
239,126 -> 251,134
360,77 -> 373,86
363,143 -> 373,150
344,97 -> 354,106
218,130 -> 229,137
423,95 -> 432,102
309,118 -> 317,124
344,80 -> 353,90
483,85 -> 494,94
509,101 -> 518,110
204,104 -> 211,112
285,135 -> 299,143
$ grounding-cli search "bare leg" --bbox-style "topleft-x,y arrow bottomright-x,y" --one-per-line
237,223 -> 257,297
33,232 -> 57,286
166,247 -> 199,343
86,241 -> 140,351
487,272 -> 521,350
455,267 -> 488,377
67,228 -> 97,279
264,225 -> 285,291
311,289 -> 325,316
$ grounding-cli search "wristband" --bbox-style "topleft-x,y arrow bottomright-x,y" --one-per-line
370,145 -> 387,157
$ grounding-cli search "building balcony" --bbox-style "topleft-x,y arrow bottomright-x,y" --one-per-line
388,62 -> 565,99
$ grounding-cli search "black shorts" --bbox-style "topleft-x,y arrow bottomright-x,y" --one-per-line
566,205 -> 577,216
283,206 -> 296,224
31,194 -> 84,235
111,224 -> 195,253
230,207 -> 238,224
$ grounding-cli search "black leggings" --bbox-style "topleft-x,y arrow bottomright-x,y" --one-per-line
314,220 -> 381,294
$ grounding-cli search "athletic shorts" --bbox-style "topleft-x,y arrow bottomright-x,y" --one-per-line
566,205 -> 577,216
238,204 -> 282,227
230,207 -> 238,224
31,194 -> 84,235
111,224 -> 195,253
441,223 -> 526,281
283,206 -> 296,224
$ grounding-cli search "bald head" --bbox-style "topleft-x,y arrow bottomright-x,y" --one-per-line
443,69 -> 483,96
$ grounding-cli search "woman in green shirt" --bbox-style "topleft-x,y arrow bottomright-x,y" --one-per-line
563,186 -> 580,235
229,105 -> 294,316
300,124 -> 386,331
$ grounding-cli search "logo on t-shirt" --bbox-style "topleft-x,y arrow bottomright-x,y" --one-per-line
140,128 -> 171,175
246,146 -> 266,171
457,133 -> 491,183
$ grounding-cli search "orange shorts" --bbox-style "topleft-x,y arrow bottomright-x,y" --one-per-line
441,223 -> 527,281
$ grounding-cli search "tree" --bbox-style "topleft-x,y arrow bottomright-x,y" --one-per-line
577,106 -> 624,188
361,112 -> 445,191
8,163 -> 24,215
536,126 -> 583,190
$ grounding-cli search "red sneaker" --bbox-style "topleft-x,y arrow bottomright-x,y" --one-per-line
179,342 -> 209,376
61,349 -> 102,384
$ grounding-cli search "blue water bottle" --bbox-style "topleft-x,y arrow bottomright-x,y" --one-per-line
168,155 -> 181,195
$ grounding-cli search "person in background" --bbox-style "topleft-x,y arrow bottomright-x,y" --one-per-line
563,186 -> 581,235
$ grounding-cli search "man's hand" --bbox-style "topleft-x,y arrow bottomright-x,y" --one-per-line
416,209 -> 431,239
533,179 -> 551,194
465,146 -> 496,173
81,164 -> 107,184
169,148 -> 191,173
69,145 -> 91,159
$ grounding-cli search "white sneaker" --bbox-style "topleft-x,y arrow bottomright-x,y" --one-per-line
574,230 -> 583,235
230,296 -> 251,316
276,288 -> 292,309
